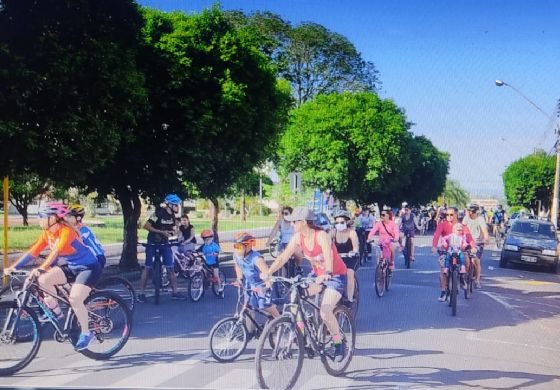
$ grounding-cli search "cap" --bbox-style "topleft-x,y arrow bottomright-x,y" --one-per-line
285,206 -> 315,222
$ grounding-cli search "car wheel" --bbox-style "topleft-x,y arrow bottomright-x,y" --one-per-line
552,261 -> 560,274
499,252 -> 509,268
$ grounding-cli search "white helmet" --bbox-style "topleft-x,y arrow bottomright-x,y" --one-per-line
402,201 -> 408,208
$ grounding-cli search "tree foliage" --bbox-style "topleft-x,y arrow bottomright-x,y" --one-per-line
278,92 -> 448,206
9,173 -> 50,226
503,150 -> 554,211
441,179 -> 470,208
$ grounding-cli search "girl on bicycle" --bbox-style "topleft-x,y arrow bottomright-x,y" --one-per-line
264,206 -> 348,360
6,202 -> 102,351
367,207 -> 400,270
330,210 -> 358,302
233,232 -> 280,318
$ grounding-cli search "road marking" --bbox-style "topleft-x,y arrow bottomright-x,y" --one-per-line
480,291 -> 531,321
524,281 -> 556,286
467,332 -> 560,353
203,367 -> 257,389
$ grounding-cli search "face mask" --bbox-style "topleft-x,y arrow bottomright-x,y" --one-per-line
335,222 -> 347,231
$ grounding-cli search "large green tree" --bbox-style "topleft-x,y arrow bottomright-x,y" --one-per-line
9,173 -> 50,226
278,92 -> 447,206
0,0 -> 146,181
440,180 -> 470,208
503,150 -> 555,211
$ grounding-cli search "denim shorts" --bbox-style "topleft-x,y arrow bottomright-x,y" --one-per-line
60,263 -> 103,288
309,273 -> 347,296
145,245 -> 173,268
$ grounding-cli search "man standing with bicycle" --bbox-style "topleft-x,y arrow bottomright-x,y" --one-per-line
138,194 -> 184,302
463,203 -> 489,289
400,204 -> 417,262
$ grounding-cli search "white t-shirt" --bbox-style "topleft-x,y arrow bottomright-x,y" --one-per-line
463,215 -> 487,243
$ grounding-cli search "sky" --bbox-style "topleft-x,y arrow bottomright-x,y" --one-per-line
139,0 -> 560,199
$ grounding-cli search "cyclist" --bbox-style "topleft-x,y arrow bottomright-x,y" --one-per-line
463,203 -> 489,289
199,229 -> 223,295
432,207 -> 475,301
399,204 -> 417,261
330,210 -> 358,302
440,223 -> 476,289
358,207 -> 375,259
264,206 -> 348,359
266,206 -> 295,253
178,213 -> 197,254
138,194 -> 183,303
367,207 -> 400,271
65,204 -> 106,268
6,202 -> 102,351
492,205 -> 506,236
233,232 -> 280,319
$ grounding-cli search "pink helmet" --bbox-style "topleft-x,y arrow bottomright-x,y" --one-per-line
38,202 -> 69,219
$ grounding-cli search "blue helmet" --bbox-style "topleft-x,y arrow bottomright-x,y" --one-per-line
164,194 -> 181,205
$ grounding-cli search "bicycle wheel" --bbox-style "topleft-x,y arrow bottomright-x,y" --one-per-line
464,265 -> 474,300
404,237 -> 412,269
269,239 -> 280,259
496,232 -> 503,249
385,264 -> 393,291
188,271 -> 205,302
161,265 -> 171,288
71,291 -> 132,360
95,276 -> 136,314
212,270 -> 226,298
450,270 -> 458,316
0,302 -> 41,376
152,262 -> 161,305
374,262 -> 386,297
321,305 -> 356,376
348,276 -> 359,319
255,315 -> 304,390
209,317 -> 248,362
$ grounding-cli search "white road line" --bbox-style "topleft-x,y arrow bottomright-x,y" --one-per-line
203,368 -> 257,389
466,332 -> 560,353
480,291 -> 531,321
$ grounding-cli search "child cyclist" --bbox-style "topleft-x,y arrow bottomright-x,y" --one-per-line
232,232 -> 280,318
5,202 -> 103,351
65,204 -> 106,269
199,229 -> 224,295
441,223 -> 476,288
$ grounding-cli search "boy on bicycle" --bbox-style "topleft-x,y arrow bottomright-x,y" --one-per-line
199,229 -> 223,294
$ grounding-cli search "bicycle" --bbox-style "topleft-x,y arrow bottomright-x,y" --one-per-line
495,223 -> 506,249
209,283 -> 275,362
402,232 -> 413,269
438,249 -> 463,316
338,253 -> 359,318
187,251 -> 226,302
268,236 -> 281,259
0,270 -> 132,376
464,253 -> 475,300
372,239 -> 394,297
255,275 -> 356,390
139,242 -> 177,305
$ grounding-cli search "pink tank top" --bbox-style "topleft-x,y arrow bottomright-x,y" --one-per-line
299,230 -> 347,276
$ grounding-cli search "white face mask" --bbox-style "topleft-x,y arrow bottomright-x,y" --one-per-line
335,222 -> 347,232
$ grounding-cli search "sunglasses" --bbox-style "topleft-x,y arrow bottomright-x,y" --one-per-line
446,213 -> 455,217
283,212 -> 290,216
233,243 -> 248,250
335,221 -> 346,225
381,213 -> 388,217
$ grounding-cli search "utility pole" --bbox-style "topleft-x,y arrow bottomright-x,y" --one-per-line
551,99 -> 560,227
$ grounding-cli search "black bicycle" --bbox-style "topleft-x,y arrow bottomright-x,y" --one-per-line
187,251 -> 226,302
139,242 -> 178,305
255,275 -> 355,390
439,249 -> 462,316
209,284 -> 275,362
373,240 -> 393,298
0,270 -> 132,376
402,232 -> 413,269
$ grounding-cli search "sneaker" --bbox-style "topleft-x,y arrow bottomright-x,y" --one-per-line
438,291 -> 446,302
38,311 -> 64,323
330,340 -> 347,362
475,281 -> 481,289
75,332 -> 95,351
171,292 -> 185,300
137,294 -> 147,303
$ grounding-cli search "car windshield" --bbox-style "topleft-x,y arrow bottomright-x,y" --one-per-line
511,221 -> 556,239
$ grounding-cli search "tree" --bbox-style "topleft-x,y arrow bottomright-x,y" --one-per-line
87,7 -> 290,267
279,92 -> 447,206
9,173 -> 50,226
503,150 -> 555,211
225,12 -> 380,106
0,0 -> 146,182
441,180 -> 470,208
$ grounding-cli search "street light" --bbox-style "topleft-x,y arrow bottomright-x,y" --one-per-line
495,79 -> 559,227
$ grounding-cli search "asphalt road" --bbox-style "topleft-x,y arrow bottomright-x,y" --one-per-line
0,236 -> 559,389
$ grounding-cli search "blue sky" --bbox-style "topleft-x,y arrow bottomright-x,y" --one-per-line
139,0 -> 560,199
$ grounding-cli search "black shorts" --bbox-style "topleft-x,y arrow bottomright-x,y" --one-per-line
60,263 -> 103,288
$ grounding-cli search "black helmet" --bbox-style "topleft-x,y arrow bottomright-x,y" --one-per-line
467,203 -> 479,212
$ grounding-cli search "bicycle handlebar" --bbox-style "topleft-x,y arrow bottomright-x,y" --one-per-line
138,241 -> 180,247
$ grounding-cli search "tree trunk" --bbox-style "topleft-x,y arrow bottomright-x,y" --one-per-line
10,199 -> 29,226
116,187 -> 141,270
209,197 -> 220,244
241,190 -> 246,222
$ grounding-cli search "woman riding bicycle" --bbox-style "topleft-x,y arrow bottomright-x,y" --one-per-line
367,207 -> 400,270
264,206 -> 348,359
5,202 -> 103,351
330,210 -> 358,302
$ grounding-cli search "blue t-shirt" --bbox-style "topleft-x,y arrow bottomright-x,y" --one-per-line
235,250 -> 264,287
200,242 -> 220,266
79,225 -> 105,257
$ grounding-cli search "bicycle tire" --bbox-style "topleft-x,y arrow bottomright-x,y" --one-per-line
450,270 -> 458,316
152,261 -> 161,305
464,265 -> 474,300
0,302 -> 41,376
212,270 -> 226,298
320,305 -> 356,376
188,271 -> 205,302
95,276 -> 136,314
161,266 -> 171,288
70,291 -> 132,360
374,262 -> 385,297
269,239 -> 280,259
385,263 -> 393,292
404,236 -> 412,269
209,317 -> 248,362
255,315 -> 304,390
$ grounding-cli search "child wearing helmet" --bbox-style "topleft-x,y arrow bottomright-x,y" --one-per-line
65,204 -> 106,268
233,232 -> 280,318
6,202 -> 102,351
199,229 -> 223,295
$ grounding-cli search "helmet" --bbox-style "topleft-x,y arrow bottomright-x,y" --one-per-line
67,204 -> 85,218
467,203 -> 479,212
333,210 -> 350,220
402,201 -> 408,208
234,232 -> 256,247
354,208 -> 362,216
497,204 -> 503,210
38,202 -> 68,219
201,229 -> 214,239
382,205 -> 391,211
164,194 -> 181,205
